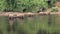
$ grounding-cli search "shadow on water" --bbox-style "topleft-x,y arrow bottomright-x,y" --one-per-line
7,24 -> 11,32
0,30 -> 3,34
17,30 -> 26,34
37,29 -> 49,34
52,31 -> 60,34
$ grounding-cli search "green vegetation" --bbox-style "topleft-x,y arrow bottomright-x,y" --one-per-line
0,0 -> 6,11
0,0 -> 57,12
51,6 -> 58,12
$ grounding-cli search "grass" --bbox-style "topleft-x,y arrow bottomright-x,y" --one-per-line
0,15 -> 60,34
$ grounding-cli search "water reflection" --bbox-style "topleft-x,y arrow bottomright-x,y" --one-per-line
0,15 -> 60,34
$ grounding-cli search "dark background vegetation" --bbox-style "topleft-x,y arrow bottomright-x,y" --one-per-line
0,0 -> 57,12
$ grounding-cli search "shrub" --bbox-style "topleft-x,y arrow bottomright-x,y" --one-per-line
51,6 -> 58,12
0,0 -> 6,11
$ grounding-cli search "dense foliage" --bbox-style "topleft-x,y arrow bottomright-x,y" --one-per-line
51,6 -> 58,12
0,0 -> 57,12
0,0 -> 6,11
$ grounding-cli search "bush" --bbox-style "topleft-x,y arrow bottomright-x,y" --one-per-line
0,0 -> 57,12
51,6 -> 58,12
0,0 -> 6,11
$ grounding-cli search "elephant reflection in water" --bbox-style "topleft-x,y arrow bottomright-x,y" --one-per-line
48,13 -> 52,26
7,16 -> 26,34
7,17 -> 16,34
